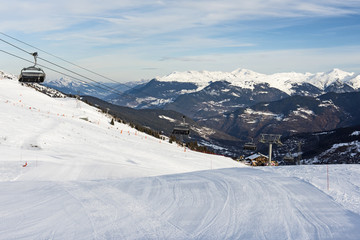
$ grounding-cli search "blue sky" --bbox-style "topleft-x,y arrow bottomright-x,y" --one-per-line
1,0 -> 360,82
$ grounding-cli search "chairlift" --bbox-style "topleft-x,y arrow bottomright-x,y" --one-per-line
243,138 -> 256,151
172,116 -> 190,135
19,52 -> 46,83
283,154 -> 295,164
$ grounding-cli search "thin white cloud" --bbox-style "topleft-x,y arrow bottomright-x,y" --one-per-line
2,0 -> 360,33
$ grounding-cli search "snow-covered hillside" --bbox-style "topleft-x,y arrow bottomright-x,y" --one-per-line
158,68 -> 360,94
1,75 -> 360,239
0,78 -> 237,180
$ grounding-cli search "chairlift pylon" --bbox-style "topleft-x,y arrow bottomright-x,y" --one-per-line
19,52 -> 46,83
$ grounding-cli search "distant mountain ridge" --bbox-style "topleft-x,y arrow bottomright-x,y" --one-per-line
157,68 -> 360,94
41,68 -> 360,105
107,68 -> 360,113
43,77 -> 149,100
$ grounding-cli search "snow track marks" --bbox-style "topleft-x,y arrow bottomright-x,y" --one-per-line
1,168 -> 360,239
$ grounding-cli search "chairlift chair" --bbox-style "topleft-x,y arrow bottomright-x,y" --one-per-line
18,52 -> 46,83
243,142 -> 257,151
19,66 -> 46,83
243,138 -> 256,151
283,154 -> 295,164
172,116 -> 190,135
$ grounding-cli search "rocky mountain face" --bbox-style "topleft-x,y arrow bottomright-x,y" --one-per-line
199,92 -> 360,140
109,79 -> 198,109
163,81 -> 289,120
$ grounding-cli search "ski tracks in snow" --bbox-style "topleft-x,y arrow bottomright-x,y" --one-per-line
1,168 -> 360,239
61,181 -> 190,240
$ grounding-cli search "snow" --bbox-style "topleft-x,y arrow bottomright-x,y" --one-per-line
1,76 -> 360,239
158,115 -> 176,122
319,99 -> 339,110
135,97 -> 173,107
246,153 -> 268,160
243,108 -> 283,121
292,107 -> 315,119
157,68 -> 360,95
263,165 -> 360,215
313,131 -> 335,136
351,131 -> 360,136
46,76 -> 83,88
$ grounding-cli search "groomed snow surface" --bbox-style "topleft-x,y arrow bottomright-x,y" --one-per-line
1,78 -> 360,240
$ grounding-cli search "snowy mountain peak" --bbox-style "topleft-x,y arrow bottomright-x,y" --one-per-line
231,68 -> 260,76
326,68 -> 353,77
46,76 -> 82,88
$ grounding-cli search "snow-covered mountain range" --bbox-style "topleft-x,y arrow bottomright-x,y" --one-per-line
42,68 -> 360,105
106,68 -> 360,113
157,68 -> 360,94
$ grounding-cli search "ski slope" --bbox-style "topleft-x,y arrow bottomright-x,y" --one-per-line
1,77 -> 360,239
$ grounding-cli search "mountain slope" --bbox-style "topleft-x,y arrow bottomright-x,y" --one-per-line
0,78 -> 238,180
164,80 -> 289,119
81,95 -> 242,156
274,125 -> 360,164
199,92 -> 360,141
110,79 -> 198,108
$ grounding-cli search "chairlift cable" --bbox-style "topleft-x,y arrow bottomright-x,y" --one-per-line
0,32 -> 132,88
0,37 -> 32,56
0,38 -> 125,95
0,33 -> 165,108
1,41 -> 192,135
0,49 -> 124,95
36,56 -> 124,95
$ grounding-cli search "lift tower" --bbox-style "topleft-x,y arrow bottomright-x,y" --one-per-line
259,134 -> 282,166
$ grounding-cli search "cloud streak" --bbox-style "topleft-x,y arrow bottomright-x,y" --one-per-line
3,1 -> 360,33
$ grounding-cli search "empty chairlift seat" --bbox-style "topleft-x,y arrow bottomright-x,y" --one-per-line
243,138 -> 257,151
19,66 -> 46,83
18,52 -> 46,83
172,116 -> 190,135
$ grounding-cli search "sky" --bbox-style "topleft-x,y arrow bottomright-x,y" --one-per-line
1,0 -> 360,83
